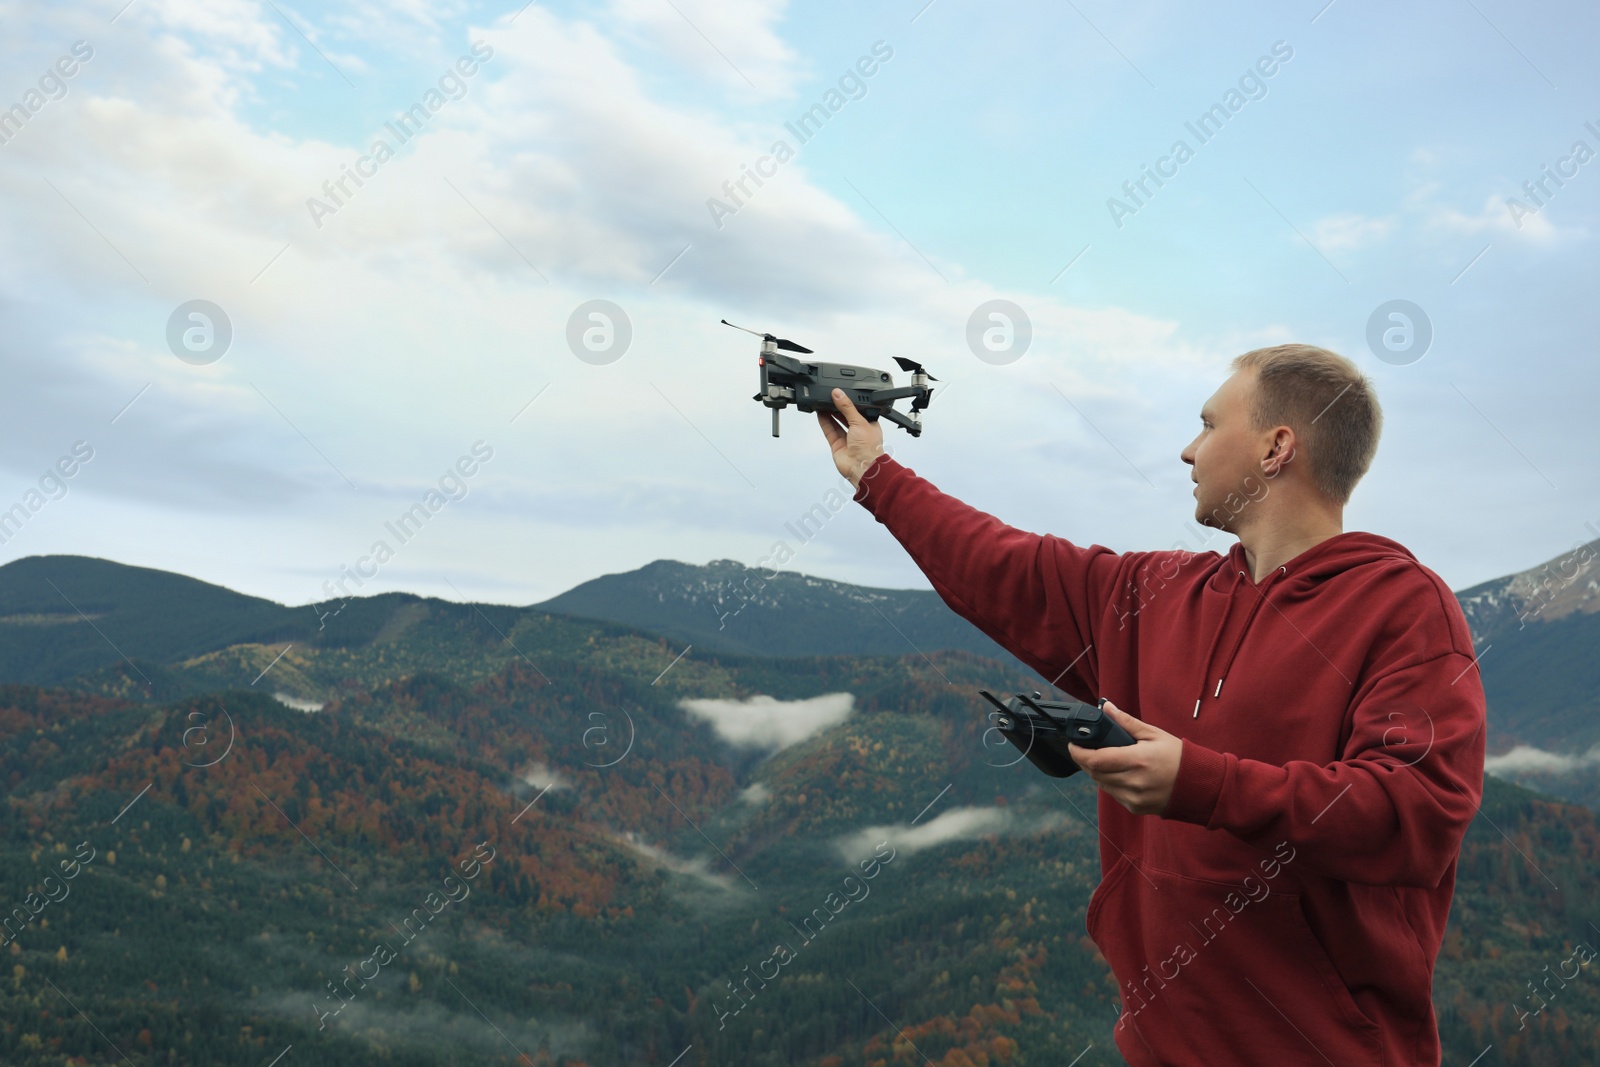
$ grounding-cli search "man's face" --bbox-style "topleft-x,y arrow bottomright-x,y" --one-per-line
1181,369 -> 1269,531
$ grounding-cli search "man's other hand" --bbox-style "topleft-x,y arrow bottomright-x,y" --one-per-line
1068,701 -> 1183,816
818,388 -> 886,488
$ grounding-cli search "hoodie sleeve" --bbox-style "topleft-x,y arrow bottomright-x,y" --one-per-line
850,454 -> 1124,701
1161,648 -> 1487,887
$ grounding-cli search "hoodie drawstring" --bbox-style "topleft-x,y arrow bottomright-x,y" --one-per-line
1191,568 -> 1241,718
1193,564 -> 1287,718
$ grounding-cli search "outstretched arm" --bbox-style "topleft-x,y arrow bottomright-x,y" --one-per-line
821,389 -> 1124,700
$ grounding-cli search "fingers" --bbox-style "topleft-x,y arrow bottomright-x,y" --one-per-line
1068,741 -> 1140,776
1070,747 -> 1144,815
1102,700 -> 1158,740
817,409 -> 844,446
831,387 -> 868,428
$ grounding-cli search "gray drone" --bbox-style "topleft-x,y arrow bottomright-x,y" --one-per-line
722,319 -> 939,437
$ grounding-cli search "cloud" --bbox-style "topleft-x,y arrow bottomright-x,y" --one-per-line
1311,187 -> 1577,255
1384,156 -> 1591,247
1401,179 -> 1576,244
833,804 -> 1066,860
606,0 -> 805,100
1486,744 -> 1600,776
611,830 -> 738,891
1308,212 -> 1395,252
1429,193 -> 1565,241
676,691 -> 852,752
739,781 -> 771,804
519,762 -> 572,792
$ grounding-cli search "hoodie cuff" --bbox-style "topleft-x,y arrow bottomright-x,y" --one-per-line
1163,740 -> 1228,826
850,453 -> 903,512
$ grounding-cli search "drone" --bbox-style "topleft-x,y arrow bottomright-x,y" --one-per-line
722,319 -> 939,438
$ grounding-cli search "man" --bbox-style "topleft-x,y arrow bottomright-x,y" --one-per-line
817,344 -> 1486,1066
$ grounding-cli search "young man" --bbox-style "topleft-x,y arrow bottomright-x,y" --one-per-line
818,344 -> 1486,1066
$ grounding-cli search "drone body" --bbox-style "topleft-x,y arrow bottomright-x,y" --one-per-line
722,319 -> 938,437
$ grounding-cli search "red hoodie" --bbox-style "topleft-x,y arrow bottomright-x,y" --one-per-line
851,454 -> 1486,1067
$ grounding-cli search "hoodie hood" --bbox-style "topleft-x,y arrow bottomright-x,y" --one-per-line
1205,530 -> 1420,594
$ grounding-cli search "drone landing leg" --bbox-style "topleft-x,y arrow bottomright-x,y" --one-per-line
772,406 -> 781,437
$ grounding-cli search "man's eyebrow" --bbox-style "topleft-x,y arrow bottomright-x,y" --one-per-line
1199,405 -> 1214,420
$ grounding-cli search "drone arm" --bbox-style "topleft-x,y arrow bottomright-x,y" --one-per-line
868,385 -> 935,413
765,352 -> 810,375
877,406 -> 922,437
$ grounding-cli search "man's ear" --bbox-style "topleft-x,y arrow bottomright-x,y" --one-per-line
1261,427 -> 1296,478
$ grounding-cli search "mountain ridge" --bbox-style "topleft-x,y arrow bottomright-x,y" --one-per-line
5,539 -> 1598,759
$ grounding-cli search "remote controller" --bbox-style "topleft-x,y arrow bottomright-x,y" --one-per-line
977,690 -> 1137,778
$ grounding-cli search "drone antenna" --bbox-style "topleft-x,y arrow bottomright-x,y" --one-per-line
1016,691 -> 1065,726
977,689 -> 1010,713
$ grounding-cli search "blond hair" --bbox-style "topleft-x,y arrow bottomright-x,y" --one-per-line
1230,344 -> 1382,506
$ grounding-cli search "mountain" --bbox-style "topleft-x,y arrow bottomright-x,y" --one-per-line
0,554 -> 437,690
1455,533 -> 1600,640
1454,536 -> 1600,750
0,555 -> 1053,702
0,553 -> 1041,677
7,543 -> 1600,756
1446,535 -> 1600,811
0,555 -> 305,685
531,557 -> 1032,669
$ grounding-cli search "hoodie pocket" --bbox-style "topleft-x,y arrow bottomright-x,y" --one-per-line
1088,861 -> 1383,1067
1086,853 -> 1135,938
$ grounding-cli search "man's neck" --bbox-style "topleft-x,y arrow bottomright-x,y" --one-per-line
1239,517 -> 1344,582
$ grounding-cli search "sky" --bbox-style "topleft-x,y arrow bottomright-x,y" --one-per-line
1,0 -> 1596,610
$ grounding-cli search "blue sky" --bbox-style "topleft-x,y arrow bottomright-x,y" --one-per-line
1,0 -> 1595,608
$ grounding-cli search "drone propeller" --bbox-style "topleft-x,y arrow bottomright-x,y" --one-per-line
893,355 -> 939,381
721,318 -> 814,354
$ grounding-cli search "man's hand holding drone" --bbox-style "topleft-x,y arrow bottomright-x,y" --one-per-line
817,389 -> 886,488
